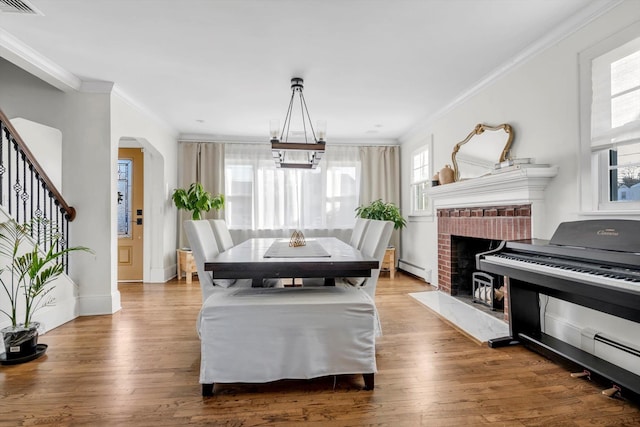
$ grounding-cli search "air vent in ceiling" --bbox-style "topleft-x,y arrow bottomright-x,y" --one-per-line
0,0 -> 43,15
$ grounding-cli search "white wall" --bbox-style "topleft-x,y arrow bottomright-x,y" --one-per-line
10,118 -> 63,192
111,93 -> 178,283
60,90 -> 118,316
400,1 -> 640,354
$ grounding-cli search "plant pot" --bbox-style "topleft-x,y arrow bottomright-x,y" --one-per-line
2,323 -> 39,360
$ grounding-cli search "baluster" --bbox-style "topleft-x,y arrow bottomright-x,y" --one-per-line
62,212 -> 68,273
29,165 -> 34,228
14,144 -> 21,223
0,121 -> 4,205
36,175 -> 42,219
56,203 -> 60,257
22,152 -> 28,227
7,137 -> 13,217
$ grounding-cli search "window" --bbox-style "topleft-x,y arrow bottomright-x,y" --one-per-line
580,24 -> 640,212
225,144 -> 360,230
411,143 -> 431,215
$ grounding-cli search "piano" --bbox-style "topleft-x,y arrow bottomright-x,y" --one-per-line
477,219 -> 640,400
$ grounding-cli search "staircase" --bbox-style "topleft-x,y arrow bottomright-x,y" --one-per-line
0,107 -> 75,271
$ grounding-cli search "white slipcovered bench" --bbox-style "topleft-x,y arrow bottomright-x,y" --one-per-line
198,286 -> 377,395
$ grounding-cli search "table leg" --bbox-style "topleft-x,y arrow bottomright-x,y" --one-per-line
324,278 -> 336,286
252,277 -> 263,287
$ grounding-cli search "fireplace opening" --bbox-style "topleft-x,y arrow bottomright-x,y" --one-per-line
451,236 -> 504,312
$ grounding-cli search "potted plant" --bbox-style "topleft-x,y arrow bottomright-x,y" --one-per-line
355,199 -> 407,230
0,218 -> 92,362
172,182 -> 225,220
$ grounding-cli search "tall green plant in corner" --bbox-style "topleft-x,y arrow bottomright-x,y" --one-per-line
355,199 -> 407,230
0,218 -> 92,360
172,182 -> 225,220
0,218 -> 92,328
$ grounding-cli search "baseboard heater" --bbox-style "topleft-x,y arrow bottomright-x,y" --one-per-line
595,334 -> 640,358
398,259 -> 429,282
581,328 -> 640,376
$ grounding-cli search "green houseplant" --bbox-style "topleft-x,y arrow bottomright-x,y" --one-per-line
172,182 -> 225,220
355,199 -> 407,230
0,218 -> 92,361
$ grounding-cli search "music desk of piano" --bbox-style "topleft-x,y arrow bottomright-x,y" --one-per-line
477,220 -> 640,400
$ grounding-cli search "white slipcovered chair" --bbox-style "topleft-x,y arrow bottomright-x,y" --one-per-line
302,218 -> 372,287
198,286 -> 377,395
350,217 -> 370,249
346,219 -> 394,300
183,220 -> 252,301
209,219 -> 234,252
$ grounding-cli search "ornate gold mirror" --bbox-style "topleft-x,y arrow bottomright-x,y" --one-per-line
451,123 -> 514,181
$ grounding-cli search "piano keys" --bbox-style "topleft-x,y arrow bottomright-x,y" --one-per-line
477,219 -> 640,401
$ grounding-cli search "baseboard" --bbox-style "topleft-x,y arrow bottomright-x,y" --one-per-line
77,291 -> 121,316
398,259 -> 430,282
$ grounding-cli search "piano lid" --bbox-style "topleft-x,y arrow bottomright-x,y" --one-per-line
549,219 -> 640,253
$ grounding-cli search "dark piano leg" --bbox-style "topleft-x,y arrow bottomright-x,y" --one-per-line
324,277 -> 336,286
486,280 -> 535,349
202,383 -> 214,396
363,373 -> 374,390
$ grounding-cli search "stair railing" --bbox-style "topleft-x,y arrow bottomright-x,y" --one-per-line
0,108 -> 76,272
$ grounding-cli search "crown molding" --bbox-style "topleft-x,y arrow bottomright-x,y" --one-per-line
399,0 -> 624,144
0,28 -> 81,91
80,80 -> 114,93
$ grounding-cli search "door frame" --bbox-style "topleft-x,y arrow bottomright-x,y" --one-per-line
118,137 -> 166,283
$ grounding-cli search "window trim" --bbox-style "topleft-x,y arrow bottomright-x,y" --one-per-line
579,21 -> 640,214
409,138 -> 433,217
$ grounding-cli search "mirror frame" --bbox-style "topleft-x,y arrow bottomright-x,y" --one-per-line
451,123 -> 514,181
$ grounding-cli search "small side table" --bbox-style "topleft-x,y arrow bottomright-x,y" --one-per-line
381,247 -> 396,279
177,249 -> 196,284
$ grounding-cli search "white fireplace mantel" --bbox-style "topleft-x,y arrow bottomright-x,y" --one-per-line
429,166 -> 559,209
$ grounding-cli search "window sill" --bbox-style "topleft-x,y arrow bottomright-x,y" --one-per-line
578,209 -> 640,218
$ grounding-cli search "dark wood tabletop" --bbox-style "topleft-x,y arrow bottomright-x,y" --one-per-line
205,237 -> 379,287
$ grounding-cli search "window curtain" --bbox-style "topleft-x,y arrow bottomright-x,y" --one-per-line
590,39 -> 640,152
359,145 -> 401,250
224,143 -> 360,243
177,142 -> 225,248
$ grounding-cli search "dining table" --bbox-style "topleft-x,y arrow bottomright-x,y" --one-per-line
204,237 -> 379,287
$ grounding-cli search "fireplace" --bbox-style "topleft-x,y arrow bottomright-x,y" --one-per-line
437,205 -> 532,320
428,166 -> 558,320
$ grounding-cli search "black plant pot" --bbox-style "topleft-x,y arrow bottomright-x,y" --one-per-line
2,323 -> 39,360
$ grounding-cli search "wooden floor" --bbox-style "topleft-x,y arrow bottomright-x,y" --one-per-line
1,273 -> 639,426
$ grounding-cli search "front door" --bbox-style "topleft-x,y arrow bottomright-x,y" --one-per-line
117,148 -> 144,281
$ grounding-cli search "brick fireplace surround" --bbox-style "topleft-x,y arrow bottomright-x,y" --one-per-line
437,204 -> 532,320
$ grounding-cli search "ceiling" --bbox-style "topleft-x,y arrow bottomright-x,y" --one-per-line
0,0 -> 615,143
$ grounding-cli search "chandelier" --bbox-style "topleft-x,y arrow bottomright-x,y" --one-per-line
271,77 -> 326,169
